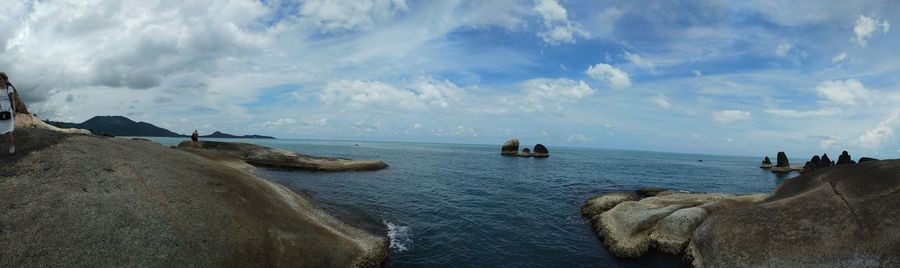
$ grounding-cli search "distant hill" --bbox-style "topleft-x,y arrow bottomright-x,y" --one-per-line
202,131 -> 275,139
46,116 -> 275,139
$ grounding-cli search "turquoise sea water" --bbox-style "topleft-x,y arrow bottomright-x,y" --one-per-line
143,137 -> 790,267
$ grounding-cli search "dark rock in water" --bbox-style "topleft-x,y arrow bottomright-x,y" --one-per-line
635,187 -> 668,197
775,152 -> 790,167
759,156 -> 773,169
501,139 -> 520,156
859,157 -> 879,163
517,148 -> 532,157
533,144 -> 549,157
820,153 -> 832,168
688,159 -> 900,267
771,152 -> 793,173
836,151 -> 853,165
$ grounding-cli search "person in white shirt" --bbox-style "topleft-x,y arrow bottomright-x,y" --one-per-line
0,72 -> 16,154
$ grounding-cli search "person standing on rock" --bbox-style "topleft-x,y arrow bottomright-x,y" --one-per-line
191,130 -> 199,143
0,72 -> 16,154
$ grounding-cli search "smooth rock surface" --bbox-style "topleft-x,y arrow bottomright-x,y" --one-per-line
532,144 -> 549,157
14,112 -> 91,134
501,139 -> 519,155
688,160 -> 900,267
176,140 -> 388,171
0,128 -> 387,267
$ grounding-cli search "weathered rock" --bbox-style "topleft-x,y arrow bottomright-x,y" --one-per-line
801,161 -> 814,174
581,192 -> 641,217
0,128 -> 387,267
859,157 -> 878,163
517,148 -> 532,157
501,138 -> 519,155
176,140 -> 388,171
688,160 -> 900,267
532,143 -> 549,157
759,156 -> 773,169
635,187 -> 668,197
820,153 -> 833,168
583,192 -> 767,258
775,152 -> 789,167
836,150 -> 853,165
13,112 -> 91,134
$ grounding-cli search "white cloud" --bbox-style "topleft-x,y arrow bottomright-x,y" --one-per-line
263,118 -> 297,127
567,134 -> 592,142
413,123 -> 423,130
713,110 -> 751,123
859,112 -> 900,150
815,79 -> 872,105
299,0 -> 409,32
651,94 -> 671,109
775,42 -> 794,56
764,108 -> 840,118
533,0 -> 586,44
319,76 -> 464,111
854,15 -> 889,46
624,52 -> 655,72
820,137 -> 839,150
515,78 -> 594,113
585,64 -> 631,88
831,52 -> 847,64
692,70 -> 702,77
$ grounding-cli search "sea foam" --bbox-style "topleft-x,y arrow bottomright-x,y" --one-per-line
384,221 -> 411,252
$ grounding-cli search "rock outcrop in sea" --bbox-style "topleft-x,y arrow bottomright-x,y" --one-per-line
501,139 -> 519,155
688,160 -> 900,267
533,144 -> 549,157
517,147 -> 532,157
581,190 -> 768,257
770,151 -> 797,173
0,128 -> 388,267
176,141 -> 388,172
759,156 -> 773,169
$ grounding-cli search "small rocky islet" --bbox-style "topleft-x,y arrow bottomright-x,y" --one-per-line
500,138 -> 549,158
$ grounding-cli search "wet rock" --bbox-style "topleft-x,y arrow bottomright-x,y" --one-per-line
688,160 -> 900,267
517,148 -> 532,157
635,187 -> 668,197
759,156 -> 773,169
501,139 -> 519,156
836,151 -> 853,165
532,144 -> 549,157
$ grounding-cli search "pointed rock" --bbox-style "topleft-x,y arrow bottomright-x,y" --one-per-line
820,153 -> 833,168
836,151 -> 853,165
759,156 -> 773,169
771,152 -> 793,173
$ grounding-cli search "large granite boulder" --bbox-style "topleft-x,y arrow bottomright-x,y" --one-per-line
177,141 -> 388,171
517,148 -> 532,157
688,160 -> 900,267
532,144 -> 549,157
582,191 -> 767,258
501,139 -> 519,156
800,155 -> 822,174
14,113 -> 91,134
836,150 -> 853,165
759,156 -> 773,169
771,151 -> 794,173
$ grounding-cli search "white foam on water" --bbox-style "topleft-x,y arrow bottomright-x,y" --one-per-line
384,220 -> 412,253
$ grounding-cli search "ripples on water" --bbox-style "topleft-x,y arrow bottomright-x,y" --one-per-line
146,137 -> 786,267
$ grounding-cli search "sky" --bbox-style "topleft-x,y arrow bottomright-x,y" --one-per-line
1,0 -> 899,158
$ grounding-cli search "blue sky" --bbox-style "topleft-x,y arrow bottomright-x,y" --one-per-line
2,0 -> 899,158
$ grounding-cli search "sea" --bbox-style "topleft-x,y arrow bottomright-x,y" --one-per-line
142,137 -> 792,267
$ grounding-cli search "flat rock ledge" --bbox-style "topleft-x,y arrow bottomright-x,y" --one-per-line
176,140 -> 388,171
581,190 -> 768,258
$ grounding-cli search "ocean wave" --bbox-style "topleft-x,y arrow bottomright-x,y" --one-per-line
384,220 -> 412,253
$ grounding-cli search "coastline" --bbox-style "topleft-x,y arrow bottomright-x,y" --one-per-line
0,128 -> 388,267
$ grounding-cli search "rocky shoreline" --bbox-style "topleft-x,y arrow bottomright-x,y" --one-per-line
0,127 -> 389,267
583,160 -> 900,267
